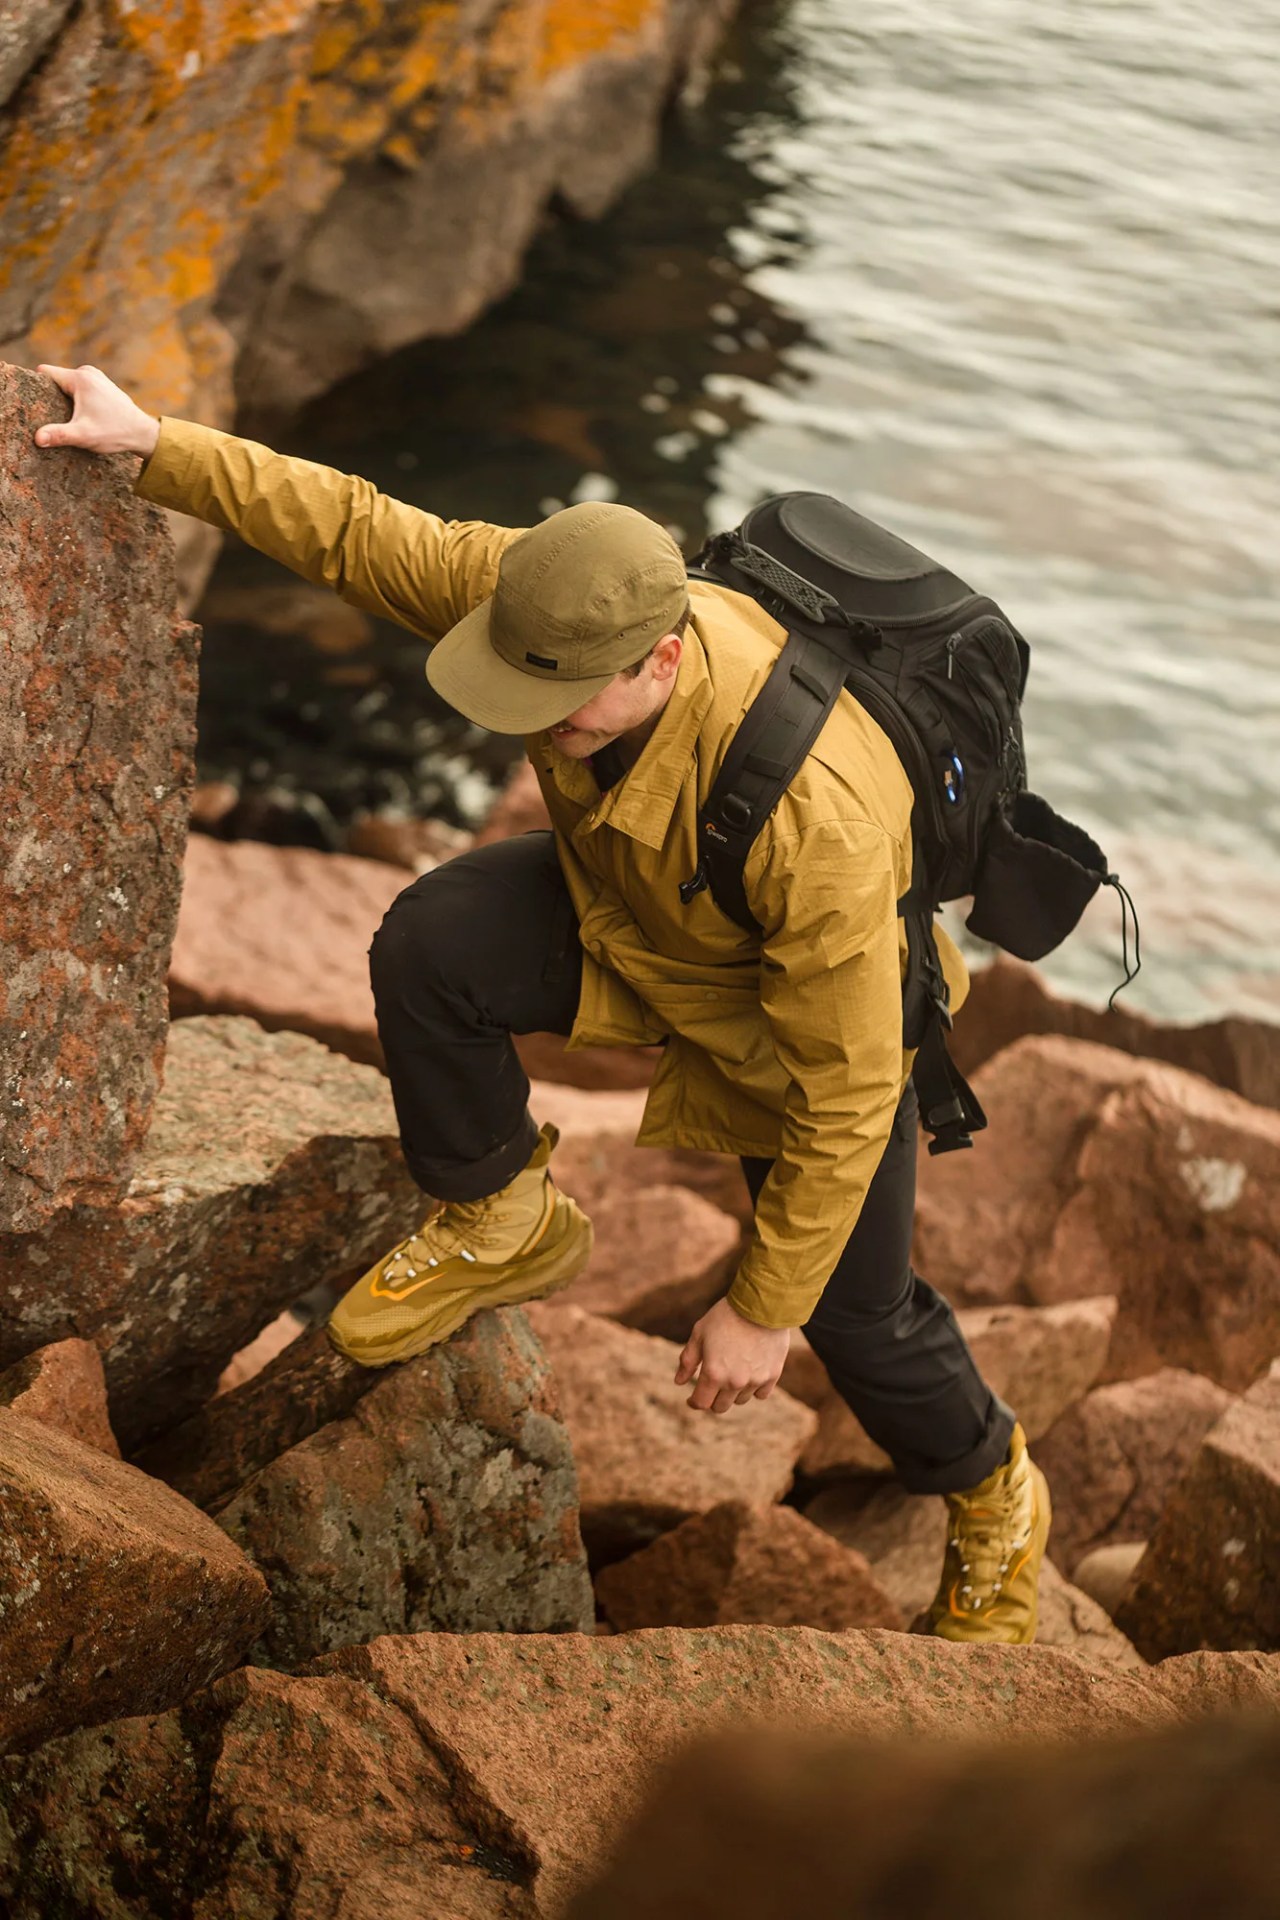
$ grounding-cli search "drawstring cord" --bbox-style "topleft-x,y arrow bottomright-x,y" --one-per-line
1103,873 -> 1142,1009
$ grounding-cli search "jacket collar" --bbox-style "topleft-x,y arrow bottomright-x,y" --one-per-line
540,627 -> 714,850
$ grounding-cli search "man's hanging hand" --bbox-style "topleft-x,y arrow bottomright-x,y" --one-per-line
33,364 -> 160,460
675,1295 -> 791,1416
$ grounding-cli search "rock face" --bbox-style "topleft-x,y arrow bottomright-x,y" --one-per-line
0,1017 -> 425,1449
1116,1362 -> 1280,1660
798,1296 -> 1117,1479
536,1081 -> 754,1226
1034,1368 -> 1234,1574
0,1408 -> 269,1755
568,1711 -> 1280,1920
215,1310 -> 594,1666
169,832 -> 404,1066
953,954 -> 1280,1112
0,1339 -> 119,1458
914,1036 -> 1280,1390
526,1304 -> 816,1562
0,0 -> 735,441
595,1501 -> 903,1632
0,363 -> 197,1231
562,1183 -> 741,1339
0,1626 -> 1178,1918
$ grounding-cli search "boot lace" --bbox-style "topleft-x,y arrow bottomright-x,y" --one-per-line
944,1468 -> 1031,1614
383,1194 -> 519,1283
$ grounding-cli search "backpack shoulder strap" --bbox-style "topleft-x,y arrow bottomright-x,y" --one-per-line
679,629 -> 849,931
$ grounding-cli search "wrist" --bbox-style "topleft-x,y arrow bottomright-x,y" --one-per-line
132,412 -> 161,460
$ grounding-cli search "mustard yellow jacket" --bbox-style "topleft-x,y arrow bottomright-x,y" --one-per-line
137,422 -> 967,1329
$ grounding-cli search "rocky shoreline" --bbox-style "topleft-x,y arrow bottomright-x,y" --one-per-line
2,360 -> 1279,1912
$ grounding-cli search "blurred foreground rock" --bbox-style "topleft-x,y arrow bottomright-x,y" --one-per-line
915,1036 -> 1280,1388
212,1312 -> 594,1666
0,1410 -> 268,1755
596,1500 -> 902,1632
0,363 -> 197,1232
1116,1361 -> 1280,1659
0,1626 -> 1187,1918
0,1017 -> 423,1449
954,954 -> 1280,1110
568,1709 -> 1280,1919
526,1304 -> 815,1563
1034,1367 -> 1234,1573
799,1295 -> 1117,1479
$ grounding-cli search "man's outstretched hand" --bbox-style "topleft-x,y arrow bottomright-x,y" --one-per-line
675,1295 -> 791,1415
33,364 -> 160,460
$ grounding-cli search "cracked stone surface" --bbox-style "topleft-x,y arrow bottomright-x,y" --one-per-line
0,1625 -> 1186,1917
212,1309 -> 594,1667
914,1036 -> 1280,1390
0,1408 -> 269,1756
0,363 -> 197,1231
526,1304 -> 816,1564
0,1016 -> 424,1449
1116,1362 -> 1280,1659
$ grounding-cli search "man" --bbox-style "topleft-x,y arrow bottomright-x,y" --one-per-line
36,361 -> 1050,1642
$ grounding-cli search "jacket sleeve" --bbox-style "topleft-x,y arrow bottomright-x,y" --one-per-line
134,418 -> 522,638
725,815 -> 907,1330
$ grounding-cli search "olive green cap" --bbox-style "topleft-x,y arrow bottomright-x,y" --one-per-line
426,502 -> 688,733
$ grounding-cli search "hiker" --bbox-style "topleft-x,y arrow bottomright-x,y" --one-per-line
35,361 -> 1051,1643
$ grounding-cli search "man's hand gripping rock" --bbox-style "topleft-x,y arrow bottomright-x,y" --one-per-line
33,363 -> 159,459
675,1296 -> 791,1415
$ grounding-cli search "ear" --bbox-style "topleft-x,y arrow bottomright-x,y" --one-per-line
651,632 -> 684,680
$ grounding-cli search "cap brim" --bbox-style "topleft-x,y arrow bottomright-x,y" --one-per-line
425,599 -> 616,734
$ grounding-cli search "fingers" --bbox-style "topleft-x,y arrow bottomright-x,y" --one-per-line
686,1370 -> 772,1415
673,1340 -> 699,1387
36,364 -> 76,390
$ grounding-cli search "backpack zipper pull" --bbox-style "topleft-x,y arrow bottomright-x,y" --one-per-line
946,632 -> 961,680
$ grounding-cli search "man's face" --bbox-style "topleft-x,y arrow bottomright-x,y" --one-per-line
544,637 -> 681,761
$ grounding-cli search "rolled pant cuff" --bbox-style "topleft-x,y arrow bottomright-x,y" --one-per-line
891,1398 -> 1018,1497
403,1109 -> 541,1204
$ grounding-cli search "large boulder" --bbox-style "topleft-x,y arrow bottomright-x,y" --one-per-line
568,1710 -> 1280,1920
1034,1368 -> 1234,1574
798,1296 -> 1117,1479
0,1408 -> 269,1755
1115,1362 -> 1280,1659
559,1182 -> 741,1340
0,1016 -> 424,1448
0,1339 -> 119,1458
595,1501 -> 903,1633
0,1627 -> 1179,1918
526,1304 -> 816,1563
214,1310 -> 594,1666
0,363 -> 197,1231
953,954 -> 1280,1112
915,1036 -> 1280,1389
536,1082 -> 754,1226
169,834 -> 403,1067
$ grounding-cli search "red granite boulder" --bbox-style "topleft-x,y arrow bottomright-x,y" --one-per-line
556,1182 -> 741,1339
536,1082 -> 753,1225
214,1310 -> 594,1664
0,1339 -> 119,1457
915,1036 -> 1280,1389
0,1409 -> 268,1755
953,954 -> 1280,1112
1115,1362 -> 1280,1659
526,1303 -> 816,1562
0,1627 -> 1177,1918
0,1016 -> 424,1448
0,363 -> 198,1232
1034,1367 -> 1234,1573
595,1500 -> 903,1633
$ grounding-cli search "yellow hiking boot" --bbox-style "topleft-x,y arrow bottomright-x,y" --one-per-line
922,1423 -> 1051,1644
327,1122 -> 591,1366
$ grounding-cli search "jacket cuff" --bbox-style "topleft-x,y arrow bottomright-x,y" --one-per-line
726,1271 -> 811,1332
133,417 -> 225,509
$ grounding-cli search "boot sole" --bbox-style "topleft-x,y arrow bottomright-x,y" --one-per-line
327,1198 -> 593,1368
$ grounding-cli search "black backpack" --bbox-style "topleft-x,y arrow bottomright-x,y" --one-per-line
684,492 -> 1139,1156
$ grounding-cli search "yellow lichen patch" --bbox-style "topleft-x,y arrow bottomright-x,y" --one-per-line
534,0 -> 666,79
104,0 -> 313,71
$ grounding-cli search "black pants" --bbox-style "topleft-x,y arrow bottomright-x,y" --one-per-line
370,832 -> 1015,1495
